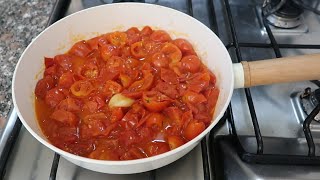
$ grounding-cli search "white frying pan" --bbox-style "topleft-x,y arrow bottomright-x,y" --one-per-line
12,3 -> 320,174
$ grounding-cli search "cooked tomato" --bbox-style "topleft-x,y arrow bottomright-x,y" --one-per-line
160,68 -> 179,85
144,142 -> 170,156
142,91 -> 171,112
69,40 -> 92,57
45,88 -> 65,108
35,27 -> 219,161
183,121 -> 206,141
50,109 -> 78,126
172,38 -> 196,56
141,26 -> 153,36
167,135 -> 185,150
150,30 -> 171,43
161,43 -> 182,63
35,76 -> 55,99
70,80 -> 94,97
58,72 -> 74,88
151,52 -> 169,68
181,55 -> 201,73
107,31 -> 127,47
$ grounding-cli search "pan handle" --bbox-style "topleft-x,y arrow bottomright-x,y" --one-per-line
233,53 -> 320,89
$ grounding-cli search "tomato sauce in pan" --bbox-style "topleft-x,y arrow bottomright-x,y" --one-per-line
34,26 -> 219,160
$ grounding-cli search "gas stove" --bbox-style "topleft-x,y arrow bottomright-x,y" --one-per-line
2,0 -> 320,179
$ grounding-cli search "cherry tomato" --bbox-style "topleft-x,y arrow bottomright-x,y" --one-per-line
130,41 -> 147,58
45,88 -> 65,108
151,52 -> 169,68
164,107 -> 183,126
181,55 -> 201,73
120,147 -> 147,160
56,98 -> 81,112
58,72 -> 74,88
35,76 -> 55,99
69,40 -> 92,57
70,80 -> 94,97
154,81 -> 178,99
150,30 -> 171,43
89,148 -> 120,160
142,91 -> 171,112
54,54 -> 72,71
103,80 -> 122,96
182,90 -> 207,104
50,109 -> 78,126
187,72 -> 210,93
110,107 -> 124,123
172,38 -> 196,56
141,26 -> 153,36
44,57 -> 55,68
145,113 -> 165,129
144,142 -> 170,156
204,87 -> 220,115
160,68 -> 179,84
183,121 -> 206,141
128,73 -> 154,92
107,31 -> 127,47
126,27 -> 141,45
161,43 -> 182,63
99,44 -> 119,61
167,135 -> 185,150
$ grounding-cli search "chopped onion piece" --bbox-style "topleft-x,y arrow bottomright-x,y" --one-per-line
109,93 -> 134,108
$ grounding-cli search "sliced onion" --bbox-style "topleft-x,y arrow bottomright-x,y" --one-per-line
109,93 -> 134,108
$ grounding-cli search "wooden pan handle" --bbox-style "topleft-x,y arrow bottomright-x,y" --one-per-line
240,53 -> 320,88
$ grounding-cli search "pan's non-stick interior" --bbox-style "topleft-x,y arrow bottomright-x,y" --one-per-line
12,3 -> 233,174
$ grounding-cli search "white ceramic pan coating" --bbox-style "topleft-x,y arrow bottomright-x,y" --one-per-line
12,3 -> 320,174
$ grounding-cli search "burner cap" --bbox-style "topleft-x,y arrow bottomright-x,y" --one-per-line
266,0 -> 304,28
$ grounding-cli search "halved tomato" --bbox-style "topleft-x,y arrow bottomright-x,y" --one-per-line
70,80 -> 94,97
142,91 -> 171,112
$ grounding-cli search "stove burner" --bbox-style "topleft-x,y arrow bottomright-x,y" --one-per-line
300,88 -> 320,122
263,0 -> 304,28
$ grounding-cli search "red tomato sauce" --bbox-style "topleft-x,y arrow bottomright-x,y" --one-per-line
34,26 -> 219,160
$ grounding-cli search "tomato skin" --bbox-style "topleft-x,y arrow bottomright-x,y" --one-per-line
154,81 -> 178,99
144,142 -> 170,156
150,30 -> 171,43
182,90 -> 207,104
56,98 -> 81,112
45,88 -> 65,108
141,26 -> 153,36
128,73 -> 154,93
161,43 -> 182,63
172,38 -> 196,56
120,147 -> 147,160
145,113 -> 165,129
54,54 -> 72,71
187,72 -> 210,93
89,148 -> 120,160
69,40 -> 92,57
58,72 -> 74,88
100,44 -> 119,61
204,87 -> 220,115
160,68 -> 179,85
35,76 -> 55,99
183,121 -> 206,141
181,55 -> 201,73
50,109 -> 78,126
44,57 -> 55,68
167,135 -> 185,150
151,52 -> 169,68
142,91 -> 171,112
126,27 -> 141,45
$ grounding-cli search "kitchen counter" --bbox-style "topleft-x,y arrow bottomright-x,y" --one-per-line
0,0 -> 55,125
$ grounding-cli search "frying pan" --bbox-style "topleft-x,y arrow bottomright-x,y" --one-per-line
12,3 -> 320,174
